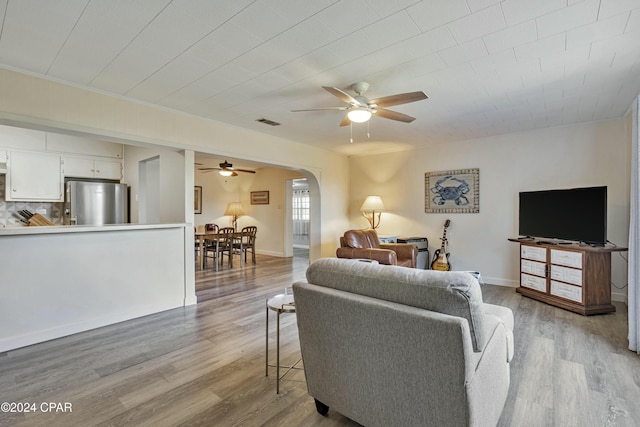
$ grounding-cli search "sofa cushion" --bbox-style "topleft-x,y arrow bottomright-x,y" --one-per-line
306,258 -> 488,352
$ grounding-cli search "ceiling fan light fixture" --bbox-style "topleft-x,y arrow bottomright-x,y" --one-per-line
347,108 -> 372,123
219,170 -> 234,177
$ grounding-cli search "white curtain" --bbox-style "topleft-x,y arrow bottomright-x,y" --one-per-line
630,95 -> 639,354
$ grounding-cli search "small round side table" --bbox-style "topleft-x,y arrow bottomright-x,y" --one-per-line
265,293 -> 302,394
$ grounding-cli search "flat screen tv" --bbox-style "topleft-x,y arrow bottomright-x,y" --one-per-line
518,186 -> 607,245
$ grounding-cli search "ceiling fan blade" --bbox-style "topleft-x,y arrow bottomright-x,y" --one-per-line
291,107 -> 348,112
198,167 -> 220,171
234,168 -> 256,174
369,91 -> 427,108
339,115 -> 351,127
323,86 -> 364,106
374,108 -> 416,123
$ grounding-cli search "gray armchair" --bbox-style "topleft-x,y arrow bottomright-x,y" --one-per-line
293,258 -> 514,427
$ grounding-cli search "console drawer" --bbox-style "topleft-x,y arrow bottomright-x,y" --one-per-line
551,249 -> 582,268
550,265 -> 582,286
522,259 -> 546,277
521,245 -> 546,262
550,280 -> 582,303
521,273 -> 547,292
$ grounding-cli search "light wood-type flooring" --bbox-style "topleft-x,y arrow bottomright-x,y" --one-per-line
1,252 -> 639,426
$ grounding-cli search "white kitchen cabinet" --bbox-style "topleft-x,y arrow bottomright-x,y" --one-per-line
94,160 -> 123,179
6,151 -> 63,201
63,157 -> 122,180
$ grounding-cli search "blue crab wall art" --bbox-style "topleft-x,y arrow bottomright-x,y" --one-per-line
430,175 -> 470,206
424,168 -> 479,213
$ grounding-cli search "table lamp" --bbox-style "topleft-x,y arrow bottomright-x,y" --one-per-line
224,202 -> 245,231
360,196 -> 385,229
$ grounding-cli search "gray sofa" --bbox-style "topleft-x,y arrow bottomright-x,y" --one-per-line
293,258 -> 514,427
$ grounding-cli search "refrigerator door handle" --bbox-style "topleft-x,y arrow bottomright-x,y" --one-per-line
64,208 -> 77,225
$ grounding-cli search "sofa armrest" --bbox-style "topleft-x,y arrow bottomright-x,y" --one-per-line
380,243 -> 418,268
465,316 -> 511,425
336,247 -> 398,265
483,303 -> 514,363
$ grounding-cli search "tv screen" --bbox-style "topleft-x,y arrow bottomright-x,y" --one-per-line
519,186 -> 607,245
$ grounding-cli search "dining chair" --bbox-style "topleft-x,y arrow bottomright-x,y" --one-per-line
195,224 -> 209,237
204,226 -> 233,271
236,226 -> 257,266
197,224 -> 215,261
194,226 -> 199,257
218,227 -> 236,269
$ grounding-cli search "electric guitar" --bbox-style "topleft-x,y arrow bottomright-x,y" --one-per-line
431,219 -> 451,271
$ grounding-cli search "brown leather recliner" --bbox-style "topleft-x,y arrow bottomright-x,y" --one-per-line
336,229 -> 418,268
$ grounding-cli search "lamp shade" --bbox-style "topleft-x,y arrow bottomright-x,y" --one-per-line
360,196 -> 385,212
219,169 -> 234,177
224,202 -> 245,216
347,108 -> 372,123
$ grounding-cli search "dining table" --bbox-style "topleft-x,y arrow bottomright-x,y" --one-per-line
195,230 -> 242,270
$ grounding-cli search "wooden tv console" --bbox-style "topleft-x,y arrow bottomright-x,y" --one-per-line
509,238 -> 627,315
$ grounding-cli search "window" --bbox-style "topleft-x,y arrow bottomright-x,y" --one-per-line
293,189 -> 309,221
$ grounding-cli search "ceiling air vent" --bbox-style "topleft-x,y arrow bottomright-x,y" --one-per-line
255,118 -> 281,127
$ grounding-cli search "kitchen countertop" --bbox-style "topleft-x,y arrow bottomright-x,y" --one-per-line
0,223 -> 189,236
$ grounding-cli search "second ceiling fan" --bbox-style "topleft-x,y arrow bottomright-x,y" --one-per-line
198,160 -> 256,177
292,82 -> 428,126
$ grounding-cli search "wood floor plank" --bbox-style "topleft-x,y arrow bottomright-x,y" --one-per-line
508,397 -> 552,427
553,359 -> 591,427
517,336 -> 555,410
1,252 -> 638,427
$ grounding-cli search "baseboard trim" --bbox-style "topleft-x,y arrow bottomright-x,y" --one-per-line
0,300 -> 185,353
256,249 -> 286,257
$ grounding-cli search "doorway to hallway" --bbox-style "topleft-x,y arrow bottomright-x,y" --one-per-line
292,178 -> 309,253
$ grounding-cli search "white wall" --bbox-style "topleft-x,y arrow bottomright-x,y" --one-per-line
350,119 -> 630,300
245,168 -> 305,257
137,156 -> 160,223
124,146 -> 188,224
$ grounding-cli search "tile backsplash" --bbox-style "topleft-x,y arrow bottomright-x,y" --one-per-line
0,175 -> 63,227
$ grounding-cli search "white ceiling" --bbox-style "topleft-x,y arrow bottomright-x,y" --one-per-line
0,0 -> 639,156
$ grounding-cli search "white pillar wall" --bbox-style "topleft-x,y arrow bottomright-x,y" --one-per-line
628,96 -> 639,353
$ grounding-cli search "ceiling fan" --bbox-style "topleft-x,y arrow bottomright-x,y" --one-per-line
292,82 -> 428,126
198,160 -> 256,177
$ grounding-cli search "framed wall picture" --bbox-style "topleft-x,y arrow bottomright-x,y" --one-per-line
194,186 -> 202,214
250,190 -> 269,205
425,168 -> 479,213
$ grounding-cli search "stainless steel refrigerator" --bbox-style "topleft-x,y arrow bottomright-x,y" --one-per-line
64,180 -> 128,225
